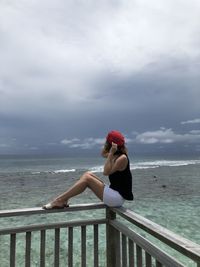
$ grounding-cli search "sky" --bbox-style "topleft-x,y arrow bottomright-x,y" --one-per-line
0,0 -> 200,156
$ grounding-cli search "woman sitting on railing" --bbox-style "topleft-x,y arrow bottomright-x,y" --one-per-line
43,130 -> 134,209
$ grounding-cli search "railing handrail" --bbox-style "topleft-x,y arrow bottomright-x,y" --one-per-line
111,206 -> 200,262
0,202 -> 106,218
1,203 -> 200,264
110,220 -> 184,267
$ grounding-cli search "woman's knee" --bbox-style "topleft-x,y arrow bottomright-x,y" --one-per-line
80,171 -> 93,182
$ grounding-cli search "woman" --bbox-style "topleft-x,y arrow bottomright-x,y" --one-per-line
43,130 -> 133,209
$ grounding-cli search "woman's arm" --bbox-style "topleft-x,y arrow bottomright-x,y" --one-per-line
103,143 -> 128,176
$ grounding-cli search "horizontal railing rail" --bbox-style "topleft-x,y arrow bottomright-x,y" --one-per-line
0,203 -> 200,267
0,202 -> 106,218
111,206 -> 200,264
0,219 -> 106,235
110,219 -> 184,267
0,203 -> 106,267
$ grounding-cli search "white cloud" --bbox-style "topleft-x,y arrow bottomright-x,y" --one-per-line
0,143 -> 10,148
61,137 -> 105,149
135,128 -> 200,144
189,130 -> 200,134
29,146 -> 39,151
59,128 -> 200,149
181,118 -> 200,125
61,138 -> 80,145
0,137 -> 17,148
135,128 -> 174,144
62,131 -> 193,149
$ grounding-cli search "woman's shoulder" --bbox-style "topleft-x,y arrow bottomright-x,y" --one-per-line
117,153 -> 128,160
114,154 -> 128,171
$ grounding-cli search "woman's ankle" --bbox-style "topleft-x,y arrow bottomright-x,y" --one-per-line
55,197 -> 67,203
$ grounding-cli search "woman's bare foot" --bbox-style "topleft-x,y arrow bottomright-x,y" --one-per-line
42,199 -> 69,210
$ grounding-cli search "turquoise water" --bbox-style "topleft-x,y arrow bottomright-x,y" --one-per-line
0,155 -> 200,266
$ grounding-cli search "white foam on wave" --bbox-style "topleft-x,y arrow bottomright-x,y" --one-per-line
30,159 -> 200,174
31,169 -> 76,174
131,159 -> 200,170
90,166 -> 104,173
31,171 -> 41,175
53,169 -> 76,174
130,165 -> 159,170
88,159 -> 200,172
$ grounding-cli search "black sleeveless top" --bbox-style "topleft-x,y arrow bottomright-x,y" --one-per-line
109,155 -> 134,200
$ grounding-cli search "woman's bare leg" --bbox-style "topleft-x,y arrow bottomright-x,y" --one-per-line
43,172 -> 104,209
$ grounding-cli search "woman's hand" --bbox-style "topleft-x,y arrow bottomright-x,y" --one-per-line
101,148 -> 109,158
101,142 -> 118,158
110,142 -> 118,155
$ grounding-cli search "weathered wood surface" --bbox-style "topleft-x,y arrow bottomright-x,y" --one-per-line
93,224 -> 99,267
1,203 -> 200,266
106,209 -> 117,267
112,207 -> 200,262
110,220 -> 184,267
0,219 -> 106,235
0,202 -> 106,218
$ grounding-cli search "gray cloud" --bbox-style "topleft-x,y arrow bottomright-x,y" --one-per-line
0,0 -> 200,154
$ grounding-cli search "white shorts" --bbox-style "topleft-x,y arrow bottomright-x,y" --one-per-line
103,185 -> 125,207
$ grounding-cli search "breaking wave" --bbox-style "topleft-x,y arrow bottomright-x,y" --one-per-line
90,159 -> 200,172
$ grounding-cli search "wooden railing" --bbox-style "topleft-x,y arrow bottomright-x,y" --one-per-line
0,203 -> 200,267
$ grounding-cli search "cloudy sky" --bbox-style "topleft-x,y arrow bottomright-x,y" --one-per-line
0,0 -> 200,156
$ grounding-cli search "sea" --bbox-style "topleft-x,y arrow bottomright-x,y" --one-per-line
0,154 -> 200,266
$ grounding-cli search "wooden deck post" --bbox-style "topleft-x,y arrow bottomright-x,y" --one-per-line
106,208 -> 120,267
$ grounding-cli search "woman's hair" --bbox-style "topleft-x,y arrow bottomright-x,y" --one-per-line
103,141 -> 127,155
